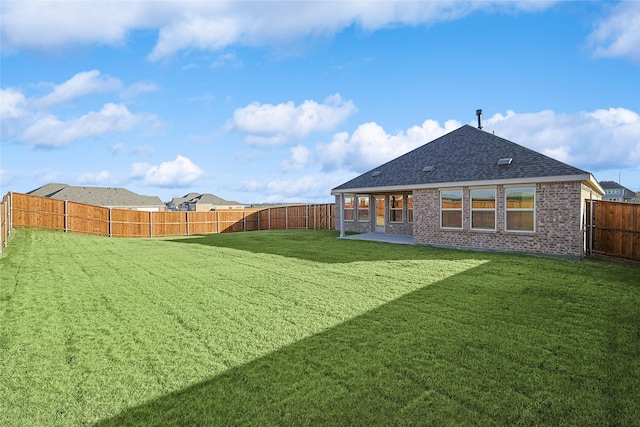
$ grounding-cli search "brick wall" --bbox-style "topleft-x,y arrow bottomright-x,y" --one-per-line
413,181 -> 591,257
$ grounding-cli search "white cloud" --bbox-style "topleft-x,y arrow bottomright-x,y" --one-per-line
20,103 -> 155,147
235,172 -> 352,202
0,88 -> 29,139
77,170 -> 111,184
130,155 -> 204,187
588,1 -> 640,62
318,119 -> 461,172
281,145 -> 312,172
34,70 -> 122,108
485,107 -> 640,171
131,145 -> 156,156
211,53 -> 242,68
228,93 -> 357,146
121,82 -> 160,100
1,1 -> 559,60
110,143 -> 126,155
0,169 -> 12,187
0,88 -> 28,120
0,1 -> 155,53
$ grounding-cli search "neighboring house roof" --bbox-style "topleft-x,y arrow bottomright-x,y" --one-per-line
169,192 -> 201,206
27,183 -> 69,198
332,125 -> 602,194
27,183 -> 164,208
599,181 -> 636,197
190,193 -> 243,206
600,181 -> 636,195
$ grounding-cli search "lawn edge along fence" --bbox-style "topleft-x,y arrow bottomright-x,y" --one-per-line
3,192 -> 335,244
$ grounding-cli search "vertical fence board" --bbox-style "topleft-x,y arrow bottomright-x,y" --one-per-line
588,199 -> 640,261
10,193 -> 65,230
67,201 -> 110,236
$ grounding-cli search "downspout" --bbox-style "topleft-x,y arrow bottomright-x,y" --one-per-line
339,193 -> 345,238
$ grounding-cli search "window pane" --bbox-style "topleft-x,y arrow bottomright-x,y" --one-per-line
357,196 -> 369,221
344,196 -> 354,209
471,189 -> 495,208
441,190 -> 462,209
472,211 -> 495,229
442,210 -> 462,228
389,195 -> 403,222
506,188 -> 534,209
344,209 -> 354,220
506,211 -> 534,231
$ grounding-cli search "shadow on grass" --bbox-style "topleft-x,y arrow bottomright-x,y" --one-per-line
96,258 -> 629,426
167,230 -> 486,264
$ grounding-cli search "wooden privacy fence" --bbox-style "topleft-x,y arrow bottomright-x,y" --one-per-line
586,199 -> 640,261
0,193 -> 9,255
6,192 -> 335,239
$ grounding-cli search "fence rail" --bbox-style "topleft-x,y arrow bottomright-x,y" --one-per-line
586,199 -> 640,261
3,192 -> 335,244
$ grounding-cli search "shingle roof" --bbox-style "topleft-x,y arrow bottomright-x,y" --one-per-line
333,125 -> 593,192
27,183 -> 69,197
192,193 -> 243,206
599,181 -> 637,198
28,183 -> 164,207
170,192 -> 201,206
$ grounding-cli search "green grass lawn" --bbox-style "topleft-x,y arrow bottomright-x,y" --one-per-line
1,228 -> 639,426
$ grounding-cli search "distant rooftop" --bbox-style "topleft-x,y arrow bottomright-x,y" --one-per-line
27,183 -> 164,208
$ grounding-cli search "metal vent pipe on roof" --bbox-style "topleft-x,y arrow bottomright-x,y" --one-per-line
476,109 -> 483,130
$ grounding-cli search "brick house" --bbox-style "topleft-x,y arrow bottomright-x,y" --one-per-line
599,181 -> 639,203
331,124 -> 604,257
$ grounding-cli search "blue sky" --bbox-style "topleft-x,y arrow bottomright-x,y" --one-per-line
1,1 -> 639,204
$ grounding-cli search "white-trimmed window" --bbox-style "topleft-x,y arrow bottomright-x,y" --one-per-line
441,190 -> 462,229
343,195 -> 355,221
407,195 -> 414,223
505,187 -> 535,232
471,189 -> 496,230
357,196 -> 370,222
389,195 -> 403,223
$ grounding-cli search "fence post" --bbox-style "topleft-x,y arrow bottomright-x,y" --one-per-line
8,192 -> 12,235
149,211 -> 153,238
244,210 -> 246,232
258,210 -> 260,231
286,206 -> 288,230
64,200 -> 68,233
0,201 -> 3,255
108,208 -> 112,237
216,210 -> 219,233
589,199 -> 595,255
186,211 -> 189,236
268,208 -> 271,230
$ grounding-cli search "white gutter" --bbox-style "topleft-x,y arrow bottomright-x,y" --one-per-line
331,173 -> 603,195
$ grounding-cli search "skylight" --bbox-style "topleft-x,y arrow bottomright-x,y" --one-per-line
371,171 -> 381,177
497,158 -> 513,166
422,166 -> 434,172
